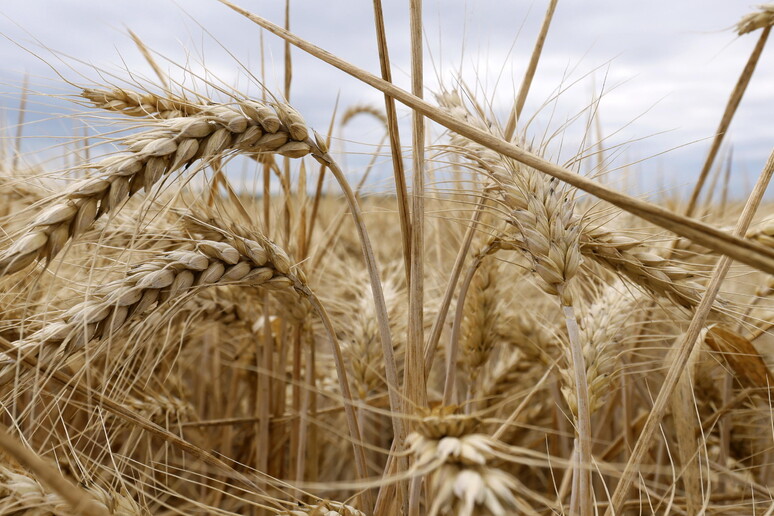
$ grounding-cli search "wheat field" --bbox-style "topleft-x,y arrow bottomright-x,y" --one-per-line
0,2 -> 773,515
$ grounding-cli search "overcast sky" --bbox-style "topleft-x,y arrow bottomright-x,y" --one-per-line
0,1 -> 771,199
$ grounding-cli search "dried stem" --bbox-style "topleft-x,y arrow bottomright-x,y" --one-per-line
684,26 -> 771,218
407,2 -> 426,512
311,148 -> 404,447
559,286 -> 593,516
503,0 -> 559,141
372,0 -> 412,283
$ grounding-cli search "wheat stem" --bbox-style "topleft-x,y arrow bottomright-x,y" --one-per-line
372,0 -> 412,284
684,26 -> 771,218
559,286 -> 593,516
311,148 -> 404,448
503,0 -> 559,141
304,104 -> 337,258
407,3 -> 426,512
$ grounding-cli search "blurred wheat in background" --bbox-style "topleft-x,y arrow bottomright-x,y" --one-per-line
0,1 -> 773,515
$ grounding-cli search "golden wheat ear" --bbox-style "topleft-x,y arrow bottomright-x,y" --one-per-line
0,90 -> 312,278
737,4 -> 774,35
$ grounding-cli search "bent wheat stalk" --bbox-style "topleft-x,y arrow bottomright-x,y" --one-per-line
310,145 -> 405,454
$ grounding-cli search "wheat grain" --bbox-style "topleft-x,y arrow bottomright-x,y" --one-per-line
281,500 -> 366,516
82,87 -> 199,119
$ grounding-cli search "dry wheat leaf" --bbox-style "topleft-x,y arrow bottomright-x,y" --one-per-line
705,325 -> 774,391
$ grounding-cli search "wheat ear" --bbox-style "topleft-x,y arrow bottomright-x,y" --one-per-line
0,94 -> 311,277
406,408 -> 534,515
458,260 -> 503,402
581,225 -> 706,308
6,236 -> 302,359
81,87 -> 199,118
2,229 -> 372,499
85,87 -> 403,458
439,90 -> 593,514
737,4 -> 774,35
442,240 -> 499,406
281,500 -> 366,516
558,281 -> 630,417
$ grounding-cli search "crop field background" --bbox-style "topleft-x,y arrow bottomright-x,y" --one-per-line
0,2 -> 772,515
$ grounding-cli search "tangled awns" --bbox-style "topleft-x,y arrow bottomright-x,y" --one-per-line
1,2 -> 773,515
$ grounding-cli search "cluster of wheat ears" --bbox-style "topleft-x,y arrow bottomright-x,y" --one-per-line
0,2 -> 773,515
